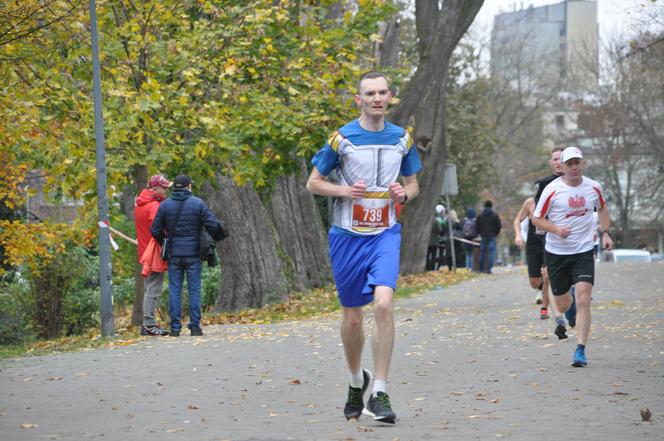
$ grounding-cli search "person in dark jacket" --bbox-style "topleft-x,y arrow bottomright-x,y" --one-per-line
151,174 -> 225,337
461,207 -> 478,271
475,200 -> 502,274
135,174 -> 171,336
426,205 -> 445,271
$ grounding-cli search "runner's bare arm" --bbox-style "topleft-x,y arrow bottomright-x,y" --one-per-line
598,205 -> 614,250
306,167 -> 366,199
403,175 -> 419,201
388,175 -> 419,204
513,198 -> 533,247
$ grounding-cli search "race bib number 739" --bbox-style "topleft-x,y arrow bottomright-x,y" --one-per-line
352,198 -> 390,229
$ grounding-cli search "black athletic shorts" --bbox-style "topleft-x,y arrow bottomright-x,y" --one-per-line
526,241 -> 545,278
545,249 -> 595,296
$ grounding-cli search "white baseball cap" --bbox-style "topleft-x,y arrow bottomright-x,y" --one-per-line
561,146 -> 583,163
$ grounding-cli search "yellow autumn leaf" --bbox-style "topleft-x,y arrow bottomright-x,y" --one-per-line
224,61 -> 238,75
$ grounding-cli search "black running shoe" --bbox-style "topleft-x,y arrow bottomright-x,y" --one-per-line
344,369 -> 371,420
554,322 -> 568,340
170,329 -> 180,337
362,391 -> 396,424
190,326 -> 203,336
140,325 -> 169,336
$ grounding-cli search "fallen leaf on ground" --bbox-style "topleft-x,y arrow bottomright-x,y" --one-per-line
641,408 -> 652,422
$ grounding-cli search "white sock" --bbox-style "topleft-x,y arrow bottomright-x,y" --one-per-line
372,379 -> 386,396
350,370 -> 364,388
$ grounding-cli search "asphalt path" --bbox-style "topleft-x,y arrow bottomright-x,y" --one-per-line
1,262 -> 663,440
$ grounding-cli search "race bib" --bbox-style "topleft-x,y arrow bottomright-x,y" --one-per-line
352,198 -> 390,229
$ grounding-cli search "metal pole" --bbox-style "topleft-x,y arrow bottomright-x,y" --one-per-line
89,0 -> 114,337
445,193 -> 456,270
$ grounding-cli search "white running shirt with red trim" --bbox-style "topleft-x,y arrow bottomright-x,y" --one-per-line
533,176 -> 606,255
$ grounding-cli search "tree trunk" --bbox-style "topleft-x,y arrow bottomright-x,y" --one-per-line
388,0 -> 484,274
262,161 -> 331,292
207,174 -> 289,311
129,165 -> 148,326
377,17 -> 400,68
32,272 -> 65,339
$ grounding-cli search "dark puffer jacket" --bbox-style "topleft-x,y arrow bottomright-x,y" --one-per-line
151,189 -> 223,258
475,207 -> 502,238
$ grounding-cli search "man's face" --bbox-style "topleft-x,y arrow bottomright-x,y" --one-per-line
354,77 -> 391,119
550,150 -> 563,175
562,158 -> 585,179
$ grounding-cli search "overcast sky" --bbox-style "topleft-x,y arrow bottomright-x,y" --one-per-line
472,0 -> 653,43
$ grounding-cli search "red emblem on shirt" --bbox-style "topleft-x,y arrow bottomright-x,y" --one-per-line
566,195 -> 588,218
568,195 -> 585,209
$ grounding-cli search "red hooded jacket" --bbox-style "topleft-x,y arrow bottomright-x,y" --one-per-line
134,189 -> 166,262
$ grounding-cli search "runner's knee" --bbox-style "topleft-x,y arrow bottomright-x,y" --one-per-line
373,296 -> 393,320
574,285 -> 592,308
342,308 -> 363,329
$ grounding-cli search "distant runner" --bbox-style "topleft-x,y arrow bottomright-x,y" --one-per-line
533,147 -> 614,367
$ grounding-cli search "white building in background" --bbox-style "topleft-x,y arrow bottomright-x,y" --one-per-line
490,1 -> 601,146
491,0 -> 599,94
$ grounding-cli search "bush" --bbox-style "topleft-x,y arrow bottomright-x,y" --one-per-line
27,245 -> 101,338
202,265 -> 221,311
111,275 -> 136,311
61,248 -> 101,335
0,277 -> 32,345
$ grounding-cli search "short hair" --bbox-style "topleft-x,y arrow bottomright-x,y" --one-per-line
357,71 -> 389,94
551,146 -> 565,154
484,200 -> 493,208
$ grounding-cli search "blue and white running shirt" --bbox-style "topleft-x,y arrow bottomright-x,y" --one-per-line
311,119 -> 422,235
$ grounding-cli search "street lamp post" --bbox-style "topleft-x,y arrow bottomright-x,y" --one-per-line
89,0 -> 114,337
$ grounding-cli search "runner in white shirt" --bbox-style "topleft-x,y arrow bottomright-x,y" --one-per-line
533,146 -> 614,367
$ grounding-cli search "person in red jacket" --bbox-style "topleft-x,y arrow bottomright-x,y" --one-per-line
135,174 -> 171,336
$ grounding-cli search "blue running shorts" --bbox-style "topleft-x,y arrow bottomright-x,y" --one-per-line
328,223 -> 401,308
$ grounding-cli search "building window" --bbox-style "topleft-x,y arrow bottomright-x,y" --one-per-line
556,115 -> 565,130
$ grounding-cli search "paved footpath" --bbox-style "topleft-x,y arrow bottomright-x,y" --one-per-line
1,262 -> 663,441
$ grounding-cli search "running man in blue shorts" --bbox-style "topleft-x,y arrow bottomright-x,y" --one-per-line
533,147 -> 614,367
306,71 -> 422,424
